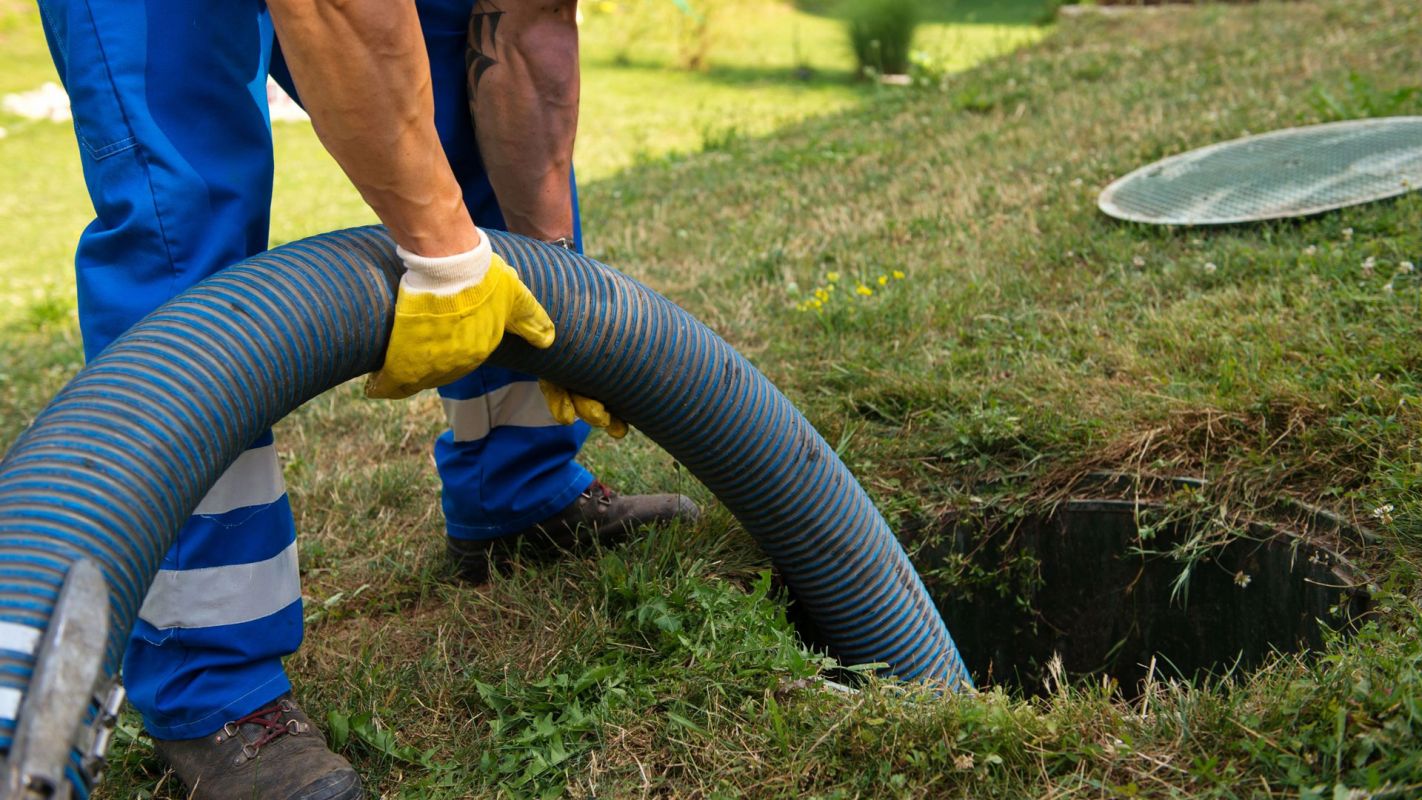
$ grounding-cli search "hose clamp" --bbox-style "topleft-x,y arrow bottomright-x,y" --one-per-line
78,679 -> 126,787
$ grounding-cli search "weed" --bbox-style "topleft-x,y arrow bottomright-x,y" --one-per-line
327,709 -> 458,777
16,286 -> 75,331
698,122 -> 744,153
844,0 -> 921,77
474,667 -> 619,795
790,267 -> 909,335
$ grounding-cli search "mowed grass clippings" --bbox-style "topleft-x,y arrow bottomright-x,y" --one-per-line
1,0 -> 1421,797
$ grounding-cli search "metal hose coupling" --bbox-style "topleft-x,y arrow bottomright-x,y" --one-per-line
0,560 -> 123,799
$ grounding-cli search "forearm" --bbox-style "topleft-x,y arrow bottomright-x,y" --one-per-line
468,0 -> 580,242
268,0 -> 479,257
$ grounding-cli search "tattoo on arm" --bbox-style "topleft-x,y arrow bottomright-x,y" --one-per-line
467,0 -> 504,91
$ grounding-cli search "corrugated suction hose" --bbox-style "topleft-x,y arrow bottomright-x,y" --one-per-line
0,227 -> 969,792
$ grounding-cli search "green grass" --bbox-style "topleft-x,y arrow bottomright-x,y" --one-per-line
0,0 -> 1042,319
576,1 -> 1044,178
0,1 -> 88,327
6,0 -> 1422,797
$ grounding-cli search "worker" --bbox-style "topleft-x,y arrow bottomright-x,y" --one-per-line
31,0 -> 696,796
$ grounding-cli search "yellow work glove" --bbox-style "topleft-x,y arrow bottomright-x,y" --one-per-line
539,379 -> 629,439
366,233 -> 554,399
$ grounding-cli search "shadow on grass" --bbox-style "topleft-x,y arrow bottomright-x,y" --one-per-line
581,56 -> 861,88
795,0 -> 1054,26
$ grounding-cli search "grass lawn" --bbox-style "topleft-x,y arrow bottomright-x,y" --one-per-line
0,0 -> 1043,321
5,0 -> 1422,797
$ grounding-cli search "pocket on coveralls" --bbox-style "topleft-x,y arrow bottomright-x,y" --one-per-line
36,0 -> 139,160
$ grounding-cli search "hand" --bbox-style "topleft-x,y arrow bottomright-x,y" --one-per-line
367,233 -> 554,399
539,380 -> 628,439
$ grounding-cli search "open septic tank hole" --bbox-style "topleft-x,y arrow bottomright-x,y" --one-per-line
791,494 -> 1372,696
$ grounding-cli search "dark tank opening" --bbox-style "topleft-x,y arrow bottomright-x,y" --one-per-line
787,492 -> 1371,695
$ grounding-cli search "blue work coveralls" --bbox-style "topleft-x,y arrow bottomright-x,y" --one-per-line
34,0 -> 592,739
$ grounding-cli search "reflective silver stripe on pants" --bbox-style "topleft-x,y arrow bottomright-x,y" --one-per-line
137,541 -> 301,630
442,380 -> 561,443
194,444 -> 286,516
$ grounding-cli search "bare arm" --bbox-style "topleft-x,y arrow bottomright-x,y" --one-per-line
468,0 -> 580,242
267,0 -> 480,258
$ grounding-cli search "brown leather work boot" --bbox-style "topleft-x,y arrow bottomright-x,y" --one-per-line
448,480 -> 699,583
153,694 -> 361,800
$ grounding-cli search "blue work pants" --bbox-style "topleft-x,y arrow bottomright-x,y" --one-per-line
35,0 -> 591,739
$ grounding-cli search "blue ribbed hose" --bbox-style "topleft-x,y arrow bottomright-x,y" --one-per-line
0,227 -> 969,787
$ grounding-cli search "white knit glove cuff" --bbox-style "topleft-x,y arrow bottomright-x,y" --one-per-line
396,230 -> 492,295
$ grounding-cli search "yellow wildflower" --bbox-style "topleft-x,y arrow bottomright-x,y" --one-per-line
892,270 -> 905,280
856,284 -> 873,296
877,275 -> 888,286
826,271 -> 841,283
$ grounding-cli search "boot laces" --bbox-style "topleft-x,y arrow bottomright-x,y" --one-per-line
224,699 -> 302,758
583,480 -> 615,507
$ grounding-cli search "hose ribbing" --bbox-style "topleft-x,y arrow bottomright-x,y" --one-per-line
0,227 -> 969,787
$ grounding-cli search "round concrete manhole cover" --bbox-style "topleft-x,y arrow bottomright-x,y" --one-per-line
1099,117 -> 1422,225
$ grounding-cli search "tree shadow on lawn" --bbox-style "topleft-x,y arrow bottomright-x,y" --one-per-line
794,0 -> 1054,26
584,57 -> 861,89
